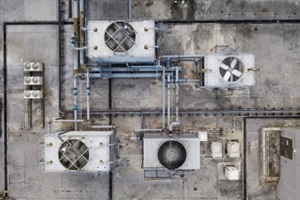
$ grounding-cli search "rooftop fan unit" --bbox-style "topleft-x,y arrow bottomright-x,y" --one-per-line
43,131 -> 114,172
203,54 -> 255,87
143,134 -> 200,170
87,20 -> 155,63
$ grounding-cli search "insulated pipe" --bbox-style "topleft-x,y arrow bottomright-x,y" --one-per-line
53,119 -> 84,123
175,67 -> 179,122
73,0 -> 79,73
89,73 -> 162,79
162,67 -> 166,129
73,74 -> 80,130
89,125 -> 115,129
86,70 -> 90,122
134,129 -> 162,132
167,74 -> 171,127
79,0 -> 85,71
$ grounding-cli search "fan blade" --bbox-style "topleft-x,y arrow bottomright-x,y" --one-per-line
223,71 -> 232,81
232,69 -> 242,77
230,58 -> 238,69
220,63 -> 229,70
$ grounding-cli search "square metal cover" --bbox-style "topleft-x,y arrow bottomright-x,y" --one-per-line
280,136 -> 294,160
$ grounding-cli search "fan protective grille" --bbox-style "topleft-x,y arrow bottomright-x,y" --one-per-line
219,57 -> 244,82
104,21 -> 136,53
158,140 -> 187,169
58,139 -> 89,170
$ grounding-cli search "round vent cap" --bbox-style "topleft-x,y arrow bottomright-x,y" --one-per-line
58,139 -> 89,170
158,140 -> 187,169
219,57 -> 244,82
104,21 -> 136,53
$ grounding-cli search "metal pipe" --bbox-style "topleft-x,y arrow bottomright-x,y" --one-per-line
128,0 -> 131,19
79,0 -> 85,70
53,119 -> 84,123
162,67 -> 166,129
74,46 -> 88,50
169,121 -> 180,132
73,75 -> 79,130
175,67 -> 179,122
134,129 -> 162,132
73,0 -> 79,72
167,74 -> 171,127
161,55 -> 204,58
89,125 -> 115,129
89,73 -> 162,79
86,70 -> 90,122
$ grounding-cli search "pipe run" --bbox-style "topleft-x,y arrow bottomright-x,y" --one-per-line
86,70 -> 90,122
167,74 -> 171,127
90,125 -> 116,129
162,67 -> 166,128
134,129 -> 162,132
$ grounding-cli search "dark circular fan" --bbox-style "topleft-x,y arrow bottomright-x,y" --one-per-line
158,140 -> 187,169
58,139 -> 89,170
104,21 -> 136,53
219,57 -> 244,82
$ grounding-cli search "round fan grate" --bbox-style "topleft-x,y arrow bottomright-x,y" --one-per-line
219,57 -> 244,82
104,21 -> 136,53
58,139 -> 89,170
158,140 -> 187,169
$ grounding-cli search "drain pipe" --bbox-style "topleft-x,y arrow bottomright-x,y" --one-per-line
86,70 -> 91,122
175,67 -> 179,123
167,74 -> 171,127
162,67 -> 166,129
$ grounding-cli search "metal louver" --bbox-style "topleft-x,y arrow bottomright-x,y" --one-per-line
219,57 -> 244,82
104,21 -> 136,53
157,140 -> 187,169
58,139 -> 89,170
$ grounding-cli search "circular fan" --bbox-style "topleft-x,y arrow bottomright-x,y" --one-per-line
219,57 -> 244,82
158,140 -> 187,169
104,21 -> 136,53
58,139 -> 89,170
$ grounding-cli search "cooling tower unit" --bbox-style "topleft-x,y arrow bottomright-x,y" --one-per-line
44,131 -> 114,172
143,134 -> 200,170
203,54 -> 255,87
87,20 -> 156,63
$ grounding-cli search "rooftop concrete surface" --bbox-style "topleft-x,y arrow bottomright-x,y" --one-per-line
1,0 -> 300,200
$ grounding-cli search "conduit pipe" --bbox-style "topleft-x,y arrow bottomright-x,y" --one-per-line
175,67 -> 179,122
79,0 -> 85,70
134,129 -> 162,132
86,70 -> 90,122
167,74 -> 171,127
162,67 -> 166,129
73,0 -> 79,72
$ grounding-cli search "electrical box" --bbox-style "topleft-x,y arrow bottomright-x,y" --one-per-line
198,131 -> 208,141
211,142 -> 223,158
227,141 -> 240,158
225,166 -> 239,180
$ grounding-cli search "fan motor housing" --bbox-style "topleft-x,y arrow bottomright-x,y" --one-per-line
44,131 -> 113,172
143,134 -> 200,170
87,20 -> 156,63
203,54 -> 255,88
